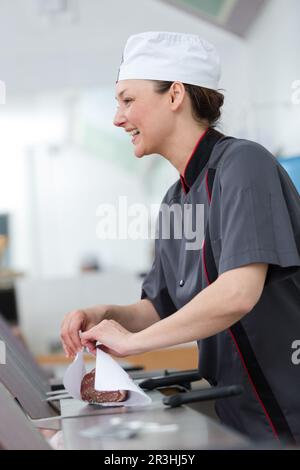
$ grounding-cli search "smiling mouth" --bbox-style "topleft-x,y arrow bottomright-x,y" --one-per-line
130,129 -> 141,143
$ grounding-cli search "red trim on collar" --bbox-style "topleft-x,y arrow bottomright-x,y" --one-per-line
180,128 -> 209,192
180,175 -> 188,194
205,170 -> 211,203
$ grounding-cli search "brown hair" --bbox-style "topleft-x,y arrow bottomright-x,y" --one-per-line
153,81 -> 224,128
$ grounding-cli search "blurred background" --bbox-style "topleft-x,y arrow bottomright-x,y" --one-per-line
0,0 -> 299,355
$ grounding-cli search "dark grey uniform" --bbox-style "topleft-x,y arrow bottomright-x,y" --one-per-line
141,128 -> 300,445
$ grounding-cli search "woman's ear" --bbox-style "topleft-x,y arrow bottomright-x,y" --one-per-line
169,81 -> 185,109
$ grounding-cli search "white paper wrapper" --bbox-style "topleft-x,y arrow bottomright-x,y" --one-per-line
63,349 -> 151,407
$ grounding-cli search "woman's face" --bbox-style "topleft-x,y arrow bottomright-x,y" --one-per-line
114,80 -> 173,158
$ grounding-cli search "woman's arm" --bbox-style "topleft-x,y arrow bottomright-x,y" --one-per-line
61,299 -> 160,357
81,263 -> 268,356
104,299 -> 160,332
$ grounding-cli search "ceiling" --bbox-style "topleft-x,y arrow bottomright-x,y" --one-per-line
159,0 -> 268,37
0,0 -> 260,96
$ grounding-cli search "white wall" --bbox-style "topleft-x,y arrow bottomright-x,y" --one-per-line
29,145 -> 154,276
247,0 -> 300,156
0,100 -> 67,271
16,271 -> 142,354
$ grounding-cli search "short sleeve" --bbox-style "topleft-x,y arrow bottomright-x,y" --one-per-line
141,240 -> 177,319
218,141 -> 300,283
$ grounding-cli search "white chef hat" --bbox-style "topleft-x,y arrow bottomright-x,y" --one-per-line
117,31 -> 221,90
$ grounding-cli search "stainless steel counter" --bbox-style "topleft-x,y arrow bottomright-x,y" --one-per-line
60,390 -> 249,450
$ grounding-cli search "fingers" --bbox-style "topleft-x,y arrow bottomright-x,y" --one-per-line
60,311 -> 85,357
85,340 -> 97,355
97,343 -> 126,358
62,342 -> 69,357
68,316 -> 85,354
97,344 -> 112,354
80,320 -> 130,358
80,321 -> 109,352
80,326 -> 97,347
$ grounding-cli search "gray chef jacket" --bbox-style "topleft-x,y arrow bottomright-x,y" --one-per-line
141,128 -> 300,445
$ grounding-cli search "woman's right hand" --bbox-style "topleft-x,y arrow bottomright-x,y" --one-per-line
60,306 -> 108,358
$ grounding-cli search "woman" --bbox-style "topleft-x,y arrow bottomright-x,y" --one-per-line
61,32 -> 300,444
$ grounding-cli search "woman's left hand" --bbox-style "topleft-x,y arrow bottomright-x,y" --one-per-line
80,319 -> 138,357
